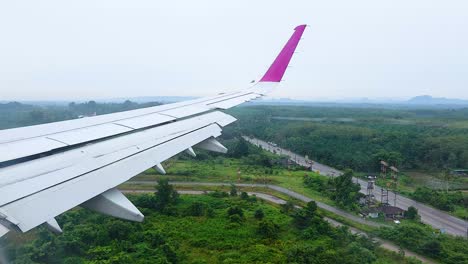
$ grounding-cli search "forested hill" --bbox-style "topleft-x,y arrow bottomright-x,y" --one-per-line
0,100 -> 162,130
226,105 -> 468,172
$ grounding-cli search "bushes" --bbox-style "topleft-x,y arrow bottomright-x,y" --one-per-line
154,179 -> 179,214
410,187 -> 465,212
405,206 -> 420,220
331,169 -> 362,209
256,220 -> 280,239
6,194 -> 438,263
304,171 -> 362,210
4,195 -> 424,263
254,209 -> 265,220
303,174 -> 326,192
240,191 -> 249,200
280,201 -> 295,214
292,201 -> 320,229
375,222 -> 468,263
186,201 -> 206,216
227,206 -> 244,218
229,184 -> 237,196
209,190 -> 229,198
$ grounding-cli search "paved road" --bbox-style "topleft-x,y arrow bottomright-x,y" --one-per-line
242,136 -> 342,177
122,187 -> 434,263
243,136 -> 468,237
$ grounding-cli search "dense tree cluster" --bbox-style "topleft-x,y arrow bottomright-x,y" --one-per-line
227,105 -> 468,171
303,170 -> 363,211
331,170 -> 362,209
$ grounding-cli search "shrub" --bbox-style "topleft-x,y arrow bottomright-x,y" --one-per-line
240,192 -> 249,199
257,220 -> 280,239
230,184 -> 238,196
187,201 -> 205,216
254,209 -> 265,220
227,206 -> 244,217
229,214 -> 243,224
405,206 -> 420,221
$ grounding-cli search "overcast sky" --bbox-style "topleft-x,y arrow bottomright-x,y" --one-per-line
0,1 -> 467,101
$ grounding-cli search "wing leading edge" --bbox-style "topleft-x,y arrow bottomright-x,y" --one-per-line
0,25 -> 307,237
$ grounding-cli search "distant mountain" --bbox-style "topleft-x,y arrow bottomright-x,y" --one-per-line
3,95 -> 468,108
407,95 -> 468,105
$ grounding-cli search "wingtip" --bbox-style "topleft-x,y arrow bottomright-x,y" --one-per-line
295,24 -> 307,30
259,25 -> 307,83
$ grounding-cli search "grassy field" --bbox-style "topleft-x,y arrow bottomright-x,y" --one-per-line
133,157 -> 338,207
132,154 -> 467,220
120,182 -> 379,233
360,170 -> 468,193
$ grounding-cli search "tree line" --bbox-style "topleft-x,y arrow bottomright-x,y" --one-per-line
226,105 -> 468,171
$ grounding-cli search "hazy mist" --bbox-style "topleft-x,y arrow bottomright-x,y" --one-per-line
0,0 -> 467,101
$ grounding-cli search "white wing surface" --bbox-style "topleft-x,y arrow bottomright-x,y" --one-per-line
0,25 -> 307,237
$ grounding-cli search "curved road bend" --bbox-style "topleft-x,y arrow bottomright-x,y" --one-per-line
122,188 -> 435,263
243,136 -> 468,237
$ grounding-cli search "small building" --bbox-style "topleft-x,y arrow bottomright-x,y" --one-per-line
378,206 -> 405,219
361,207 -> 380,218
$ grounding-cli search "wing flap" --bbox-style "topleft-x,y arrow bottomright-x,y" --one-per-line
47,123 -> 133,145
113,113 -> 175,129
160,105 -> 211,118
0,137 -> 69,163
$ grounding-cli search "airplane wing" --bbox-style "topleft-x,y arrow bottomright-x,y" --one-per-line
0,25 -> 307,237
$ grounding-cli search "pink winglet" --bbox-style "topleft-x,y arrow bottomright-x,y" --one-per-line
259,24 -> 307,82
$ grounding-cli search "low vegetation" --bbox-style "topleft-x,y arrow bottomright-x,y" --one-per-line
375,222 -> 468,264
2,187 -> 422,264
409,187 -> 467,219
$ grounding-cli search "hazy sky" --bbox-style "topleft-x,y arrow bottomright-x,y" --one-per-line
0,1 -> 467,101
